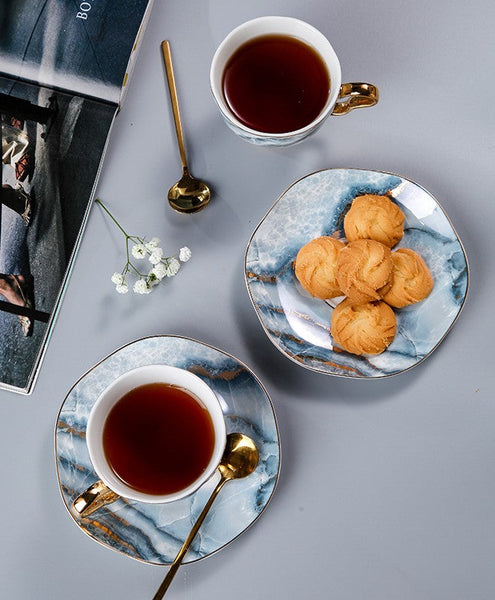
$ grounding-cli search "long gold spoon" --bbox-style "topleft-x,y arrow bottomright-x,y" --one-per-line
151,432 -> 259,599
161,40 -> 211,213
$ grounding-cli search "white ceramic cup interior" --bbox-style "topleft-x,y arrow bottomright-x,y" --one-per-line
86,364 -> 226,503
210,16 -> 342,140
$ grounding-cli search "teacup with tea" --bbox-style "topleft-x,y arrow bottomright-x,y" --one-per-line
73,364 -> 226,516
210,16 -> 378,145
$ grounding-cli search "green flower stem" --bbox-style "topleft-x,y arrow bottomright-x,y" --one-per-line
95,198 -> 131,238
96,198 -> 143,244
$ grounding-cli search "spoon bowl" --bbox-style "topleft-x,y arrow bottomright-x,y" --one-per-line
168,168 -> 211,213
151,432 -> 259,599
218,431 -> 259,480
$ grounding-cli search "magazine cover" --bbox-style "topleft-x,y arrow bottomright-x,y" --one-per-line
0,0 -> 153,393
0,0 -> 152,102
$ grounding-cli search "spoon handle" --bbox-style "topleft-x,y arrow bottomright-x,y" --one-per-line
161,40 -> 188,172
151,475 -> 228,600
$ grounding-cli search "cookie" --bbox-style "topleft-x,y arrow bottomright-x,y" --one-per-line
331,298 -> 397,355
383,248 -> 434,308
344,194 -> 405,248
295,236 -> 345,299
336,239 -> 393,304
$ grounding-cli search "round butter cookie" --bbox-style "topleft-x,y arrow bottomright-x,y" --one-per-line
383,248 -> 434,308
331,299 -> 397,355
336,239 -> 393,304
344,194 -> 405,248
295,236 -> 345,299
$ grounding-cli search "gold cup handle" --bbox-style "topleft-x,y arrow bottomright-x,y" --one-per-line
72,480 -> 120,518
332,82 -> 379,115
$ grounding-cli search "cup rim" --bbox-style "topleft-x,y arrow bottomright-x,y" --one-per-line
86,364 -> 226,504
210,15 -> 342,139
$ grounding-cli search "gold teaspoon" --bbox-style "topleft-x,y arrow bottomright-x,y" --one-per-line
161,40 -> 211,213
151,432 -> 259,599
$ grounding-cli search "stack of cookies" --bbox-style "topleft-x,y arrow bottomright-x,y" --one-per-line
295,194 -> 434,356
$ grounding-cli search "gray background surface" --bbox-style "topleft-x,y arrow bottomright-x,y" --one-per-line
1,0 -> 494,598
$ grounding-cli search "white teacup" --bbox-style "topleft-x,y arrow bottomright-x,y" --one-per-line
210,16 -> 378,146
73,365 -> 226,516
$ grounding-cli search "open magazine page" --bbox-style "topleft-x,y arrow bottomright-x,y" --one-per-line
0,0 -> 151,105
0,75 -> 116,392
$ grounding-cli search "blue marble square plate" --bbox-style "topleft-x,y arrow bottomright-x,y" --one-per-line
55,335 -> 280,565
245,168 -> 469,378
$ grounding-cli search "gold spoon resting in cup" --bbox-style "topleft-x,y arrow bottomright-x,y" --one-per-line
151,432 -> 259,599
161,40 -> 211,214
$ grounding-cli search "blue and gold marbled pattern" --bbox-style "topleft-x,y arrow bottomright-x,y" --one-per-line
220,112 -> 320,146
55,336 -> 280,565
245,169 -> 469,378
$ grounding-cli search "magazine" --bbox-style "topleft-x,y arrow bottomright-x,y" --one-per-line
0,0 -> 154,393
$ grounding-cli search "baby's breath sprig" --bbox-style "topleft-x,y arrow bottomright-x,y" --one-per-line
96,199 -> 191,295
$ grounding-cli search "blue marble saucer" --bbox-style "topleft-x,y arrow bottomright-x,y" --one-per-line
55,335 -> 280,565
245,168 -> 469,378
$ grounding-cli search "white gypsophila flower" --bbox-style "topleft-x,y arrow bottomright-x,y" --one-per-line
179,246 -> 192,262
149,247 -> 164,265
131,243 -> 146,259
96,200 -> 190,300
133,278 -> 152,294
145,237 -> 160,251
165,257 -> 180,277
115,283 -> 129,294
147,271 -> 160,286
151,262 -> 167,281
